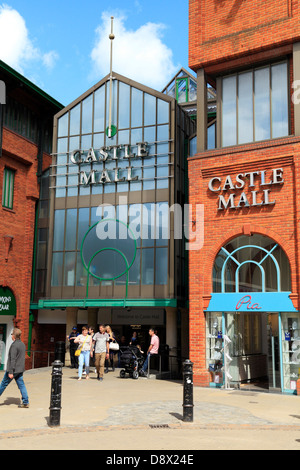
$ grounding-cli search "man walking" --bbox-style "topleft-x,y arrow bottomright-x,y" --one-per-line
93,324 -> 109,381
140,328 -> 159,376
0,328 -> 29,408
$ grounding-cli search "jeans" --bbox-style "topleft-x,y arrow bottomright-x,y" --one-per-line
78,351 -> 90,378
0,371 -> 29,405
142,353 -> 157,372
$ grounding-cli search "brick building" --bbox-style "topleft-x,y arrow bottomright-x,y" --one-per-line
188,0 -> 300,393
0,61 -> 63,369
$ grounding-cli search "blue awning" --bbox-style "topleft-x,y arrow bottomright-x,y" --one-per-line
206,292 -> 297,313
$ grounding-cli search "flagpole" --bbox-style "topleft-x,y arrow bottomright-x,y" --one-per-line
108,16 -> 115,139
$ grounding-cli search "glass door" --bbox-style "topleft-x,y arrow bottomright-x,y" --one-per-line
0,325 -> 7,371
267,314 -> 281,391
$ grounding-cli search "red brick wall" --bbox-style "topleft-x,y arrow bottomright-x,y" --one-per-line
188,136 -> 300,385
0,127 -> 51,368
189,0 -> 300,72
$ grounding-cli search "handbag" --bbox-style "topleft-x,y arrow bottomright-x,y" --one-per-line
75,335 -> 89,356
109,341 -> 119,351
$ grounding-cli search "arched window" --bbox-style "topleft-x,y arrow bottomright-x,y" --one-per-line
213,234 -> 291,293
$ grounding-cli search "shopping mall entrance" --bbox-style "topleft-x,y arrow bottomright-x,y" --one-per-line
206,234 -> 299,394
207,310 -> 300,393
223,311 -> 280,392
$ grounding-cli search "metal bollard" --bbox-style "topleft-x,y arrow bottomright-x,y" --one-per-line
49,360 -> 63,427
182,359 -> 194,422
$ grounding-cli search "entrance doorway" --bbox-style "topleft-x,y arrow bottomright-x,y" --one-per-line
0,324 -> 7,371
224,312 -> 281,392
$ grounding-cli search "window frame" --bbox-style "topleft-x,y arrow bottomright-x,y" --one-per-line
221,60 -> 290,147
2,166 -> 15,210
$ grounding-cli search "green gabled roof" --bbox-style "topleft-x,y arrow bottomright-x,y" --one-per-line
0,60 -> 64,110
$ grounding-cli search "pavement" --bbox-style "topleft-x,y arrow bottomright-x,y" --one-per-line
1,366 -> 300,451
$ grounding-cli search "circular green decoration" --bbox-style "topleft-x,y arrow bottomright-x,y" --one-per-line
80,218 -> 137,280
105,125 -> 117,138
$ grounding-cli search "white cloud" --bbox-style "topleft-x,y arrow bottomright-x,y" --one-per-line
0,4 -> 58,73
43,50 -> 59,70
90,12 -> 179,91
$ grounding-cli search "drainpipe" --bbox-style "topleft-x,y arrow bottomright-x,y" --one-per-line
28,311 -> 35,358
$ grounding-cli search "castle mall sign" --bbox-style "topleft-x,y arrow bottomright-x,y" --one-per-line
70,142 -> 148,185
208,168 -> 284,210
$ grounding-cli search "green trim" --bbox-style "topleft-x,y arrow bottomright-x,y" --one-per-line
32,298 -> 177,309
0,60 -> 64,110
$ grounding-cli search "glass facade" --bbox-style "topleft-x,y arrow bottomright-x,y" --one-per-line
222,62 -> 289,147
54,80 -> 170,198
33,73 -> 195,302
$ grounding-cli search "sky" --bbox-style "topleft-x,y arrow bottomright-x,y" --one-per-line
0,0 -> 191,106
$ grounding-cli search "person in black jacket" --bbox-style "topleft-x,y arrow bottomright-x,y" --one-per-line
0,328 -> 29,408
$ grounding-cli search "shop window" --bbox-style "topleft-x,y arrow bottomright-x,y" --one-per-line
213,234 -> 291,293
222,62 -> 289,147
2,167 -> 15,210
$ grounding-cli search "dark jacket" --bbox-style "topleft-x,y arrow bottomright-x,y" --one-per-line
6,339 -> 26,375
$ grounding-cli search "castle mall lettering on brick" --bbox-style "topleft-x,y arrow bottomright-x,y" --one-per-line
208,168 -> 284,211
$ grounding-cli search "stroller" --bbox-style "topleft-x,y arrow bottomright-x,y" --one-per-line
119,346 -> 145,379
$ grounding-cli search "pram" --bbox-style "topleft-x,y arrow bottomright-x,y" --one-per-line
119,346 -> 145,379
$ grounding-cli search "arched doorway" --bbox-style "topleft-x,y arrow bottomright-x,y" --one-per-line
206,235 -> 298,393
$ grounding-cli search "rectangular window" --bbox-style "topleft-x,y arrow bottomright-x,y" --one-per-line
221,62 -> 289,147
2,167 -> 15,209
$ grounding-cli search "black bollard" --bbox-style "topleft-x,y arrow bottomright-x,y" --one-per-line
182,359 -> 194,422
49,360 -> 63,427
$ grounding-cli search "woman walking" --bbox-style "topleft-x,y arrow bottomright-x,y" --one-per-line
105,325 -> 118,373
74,326 -> 93,380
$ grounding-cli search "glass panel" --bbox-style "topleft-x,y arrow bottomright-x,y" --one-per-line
222,75 -> 237,146
207,124 -> 215,150
157,99 -> 169,124
51,252 -> 63,286
65,209 -> 77,251
155,247 -> 168,285
189,78 -> 197,101
57,137 -> 68,154
157,124 -> 169,141
144,93 -> 156,126
81,94 -> 93,135
206,312 -> 223,386
190,136 -> 197,156
155,202 -> 169,245
118,82 -> 130,129
69,103 -> 81,136
77,208 -> 90,250
129,204 -> 142,247
238,72 -> 253,144
128,248 -> 141,285
141,248 -> 154,284
53,210 -> 65,251
271,63 -> 288,138
281,312 -> 300,392
36,228 -> 47,269
57,113 -> 68,137
176,78 -> 187,103
142,203 -> 155,247
131,87 -> 143,128
64,252 -> 76,286
254,67 -> 270,141
94,85 -> 105,133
